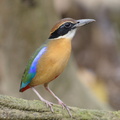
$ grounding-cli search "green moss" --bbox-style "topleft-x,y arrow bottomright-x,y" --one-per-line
113,111 -> 120,118
1,95 -> 120,120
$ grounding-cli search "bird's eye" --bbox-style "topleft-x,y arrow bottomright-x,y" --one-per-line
64,22 -> 71,28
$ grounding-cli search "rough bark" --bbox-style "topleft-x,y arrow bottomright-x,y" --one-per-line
0,95 -> 119,120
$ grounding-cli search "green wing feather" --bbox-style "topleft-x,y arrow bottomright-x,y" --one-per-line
20,44 -> 46,88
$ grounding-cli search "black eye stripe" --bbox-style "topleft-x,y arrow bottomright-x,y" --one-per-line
60,22 -> 74,29
49,22 -> 75,39
64,22 -> 71,28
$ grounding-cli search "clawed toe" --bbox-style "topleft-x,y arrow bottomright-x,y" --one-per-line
58,100 -> 72,117
44,100 -> 54,112
43,99 -> 72,117
31,87 -> 72,116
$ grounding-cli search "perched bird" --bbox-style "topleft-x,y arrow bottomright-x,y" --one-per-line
19,18 -> 95,116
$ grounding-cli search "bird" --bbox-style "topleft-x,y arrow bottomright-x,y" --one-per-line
19,18 -> 95,116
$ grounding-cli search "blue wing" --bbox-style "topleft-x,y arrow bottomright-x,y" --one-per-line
20,45 -> 47,90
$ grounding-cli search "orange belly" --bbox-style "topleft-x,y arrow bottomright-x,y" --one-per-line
29,38 -> 71,86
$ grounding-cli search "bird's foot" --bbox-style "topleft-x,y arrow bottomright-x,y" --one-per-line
58,100 -> 72,117
43,99 -> 54,112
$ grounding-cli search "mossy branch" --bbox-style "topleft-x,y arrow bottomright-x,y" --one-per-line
0,95 -> 120,120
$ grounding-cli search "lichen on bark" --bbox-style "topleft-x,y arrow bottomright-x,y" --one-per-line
0,95 -> 120,120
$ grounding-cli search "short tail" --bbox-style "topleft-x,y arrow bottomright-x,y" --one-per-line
19,85 -> 30,92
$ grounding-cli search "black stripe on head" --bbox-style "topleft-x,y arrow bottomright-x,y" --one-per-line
49,22 -> 76,39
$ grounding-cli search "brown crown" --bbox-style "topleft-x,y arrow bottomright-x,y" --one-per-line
50,18 -> 76,35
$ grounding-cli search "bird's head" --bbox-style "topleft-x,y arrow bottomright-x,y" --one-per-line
48,18 -> 95,40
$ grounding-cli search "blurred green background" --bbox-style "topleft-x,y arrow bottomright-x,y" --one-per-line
0,0 -> 120,111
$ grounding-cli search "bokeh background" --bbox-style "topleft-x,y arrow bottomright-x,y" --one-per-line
0,0 -> 120,111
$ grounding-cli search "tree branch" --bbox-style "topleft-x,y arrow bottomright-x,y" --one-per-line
0,95 -> 119,120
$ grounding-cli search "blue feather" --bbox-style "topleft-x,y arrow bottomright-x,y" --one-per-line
20,46 -> 47,90
28,46 -> 47,75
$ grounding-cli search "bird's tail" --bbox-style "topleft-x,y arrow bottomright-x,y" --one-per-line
19,84 -> 30,92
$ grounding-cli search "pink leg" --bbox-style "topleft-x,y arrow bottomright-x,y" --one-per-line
44,84 -> 72,117
31,87 -> 54,112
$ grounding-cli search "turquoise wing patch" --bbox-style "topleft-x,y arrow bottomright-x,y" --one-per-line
20,44 -> 47,89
